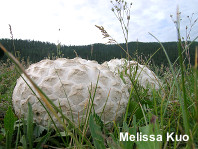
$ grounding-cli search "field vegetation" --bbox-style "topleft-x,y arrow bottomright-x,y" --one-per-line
0,0 -> 197,148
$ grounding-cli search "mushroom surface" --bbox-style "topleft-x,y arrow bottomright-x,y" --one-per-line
102,58 -> 161,90
12,58 -> 129,129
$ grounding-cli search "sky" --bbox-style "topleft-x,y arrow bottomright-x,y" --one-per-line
0,0 -> 198,46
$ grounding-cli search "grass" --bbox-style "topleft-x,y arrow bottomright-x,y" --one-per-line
0,0 -> 198,148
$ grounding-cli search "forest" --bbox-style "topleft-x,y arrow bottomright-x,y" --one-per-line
0,38 -> 197,66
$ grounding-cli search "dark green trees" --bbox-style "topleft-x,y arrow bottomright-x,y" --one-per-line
0,38 -> 197,67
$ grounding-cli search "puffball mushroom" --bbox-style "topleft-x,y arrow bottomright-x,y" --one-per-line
102,58 -> 161,90
12,58 -> 129,129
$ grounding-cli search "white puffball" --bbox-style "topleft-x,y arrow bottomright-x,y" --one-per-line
12,58 -> 129,129
102,58 -> 161,90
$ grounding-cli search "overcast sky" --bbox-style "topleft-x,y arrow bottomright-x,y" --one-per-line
0,0 -> 197,46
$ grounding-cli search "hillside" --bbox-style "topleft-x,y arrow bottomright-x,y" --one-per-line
0,38 -> 197,66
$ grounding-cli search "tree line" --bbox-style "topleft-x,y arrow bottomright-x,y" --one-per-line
0,38 -> 197,67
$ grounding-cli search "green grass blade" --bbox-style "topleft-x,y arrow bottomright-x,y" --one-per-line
4,106 -> 16,133
15,118 -> 21,149
195,47 -> 198,122
4,106 -> 17,149
89,114 -> 105,149
177,36 -> 190,135
21,135 -> 27,149
27,102 -> 33,149
35,131 -> 51,149
176,8 -> 191,145
149,31 -> 191,146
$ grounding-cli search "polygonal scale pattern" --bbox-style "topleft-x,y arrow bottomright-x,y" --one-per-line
12,58 -> 129,129
102,58 -> 161,90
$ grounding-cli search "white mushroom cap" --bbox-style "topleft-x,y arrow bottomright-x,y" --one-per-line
12,58 -> 129,129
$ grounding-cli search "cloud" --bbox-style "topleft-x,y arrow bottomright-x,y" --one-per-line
0,0 -> 197,45
129,0 -> 198,42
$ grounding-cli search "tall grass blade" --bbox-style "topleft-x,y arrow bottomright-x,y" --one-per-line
21,135 -> 27,149
195,47 -> 198,120
27,102 -> 33,149
4,106 -> 17,149
89,114 -> 105,149
15,118 -> 21,148
83,74 -> 100,136
149,8 -> 192,145
176,7 -> 191,146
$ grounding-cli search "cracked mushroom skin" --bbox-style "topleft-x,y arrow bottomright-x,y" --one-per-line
102,58 -> 161,90
12,58 -> 129,129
